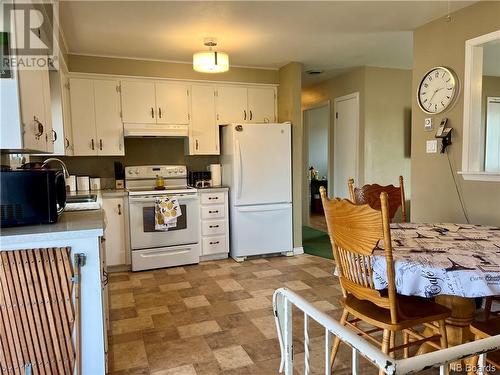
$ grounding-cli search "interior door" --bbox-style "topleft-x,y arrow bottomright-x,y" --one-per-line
233,124 -> 292,205
334,93 -> 359,199
247,87 -> 275,123
216,86 -> 247,124
69,78 -> 97,156
190,85 -> 218,155
94,79 -> 124,155
155,82 -> 190,125
121,80 -> 156,124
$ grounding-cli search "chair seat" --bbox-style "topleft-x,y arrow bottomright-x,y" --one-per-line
341,294 -> 451,330
470,317 -> 500,338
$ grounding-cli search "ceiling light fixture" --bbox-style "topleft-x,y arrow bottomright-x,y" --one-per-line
193,39 -> 229,73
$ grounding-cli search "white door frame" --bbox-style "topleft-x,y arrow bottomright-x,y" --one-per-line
302,100 -> 331,225
333,92 -> 360,195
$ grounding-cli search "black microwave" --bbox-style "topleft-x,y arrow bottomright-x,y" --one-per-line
0,169 -> 66,227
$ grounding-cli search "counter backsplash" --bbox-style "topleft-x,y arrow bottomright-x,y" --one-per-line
30,138 -> 219,180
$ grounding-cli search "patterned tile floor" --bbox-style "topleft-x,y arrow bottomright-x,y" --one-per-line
107,254 -> 444,374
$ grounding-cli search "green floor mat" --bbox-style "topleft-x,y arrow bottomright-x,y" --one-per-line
302,226 -> 332,259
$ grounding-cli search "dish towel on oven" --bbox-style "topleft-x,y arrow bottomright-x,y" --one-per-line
155,196 -> 182,231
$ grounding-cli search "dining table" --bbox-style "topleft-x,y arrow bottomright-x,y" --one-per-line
371,222 -> 500,349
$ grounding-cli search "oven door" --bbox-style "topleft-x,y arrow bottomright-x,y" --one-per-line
128,194 -> 200,250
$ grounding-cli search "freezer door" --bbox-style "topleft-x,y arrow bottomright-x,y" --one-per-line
233,123 -> 292,206
230,203 -> 293,257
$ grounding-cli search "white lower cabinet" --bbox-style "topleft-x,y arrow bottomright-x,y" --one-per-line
199,190 -> 229,257
102,196 -> 128,266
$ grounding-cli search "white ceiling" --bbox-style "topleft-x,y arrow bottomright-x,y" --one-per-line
59,1 -> 476,85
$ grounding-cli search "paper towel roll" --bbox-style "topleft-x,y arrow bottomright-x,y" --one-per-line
209,164 -> 222,186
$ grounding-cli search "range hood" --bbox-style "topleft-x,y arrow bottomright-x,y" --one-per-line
124,124 -> 188,138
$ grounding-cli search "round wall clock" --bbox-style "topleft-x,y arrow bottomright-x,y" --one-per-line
417,67 -> 458,114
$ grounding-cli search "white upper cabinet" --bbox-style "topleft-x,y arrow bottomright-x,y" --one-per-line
17,68 -> 53,152
248,87 -> 276,123
155,82 -> 190,125
70,78 -> 124,156
215,85 -> 276,125
94,80 -> 124,155
70,78 -> 97,156
216,86 -> 248,124
49,64 -> 74,156
190,85 -> 218,155
121,80 -> 156,124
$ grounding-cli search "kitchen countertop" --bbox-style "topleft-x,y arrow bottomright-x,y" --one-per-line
100,189 -> 128,198
0,210 -> 104,246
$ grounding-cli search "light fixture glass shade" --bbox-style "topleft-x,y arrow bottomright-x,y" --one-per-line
193,51 -> 229,73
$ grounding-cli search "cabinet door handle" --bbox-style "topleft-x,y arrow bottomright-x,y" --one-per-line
208,196 -> 219,200
208,210 -> 219,214
195,139 -> 199,150
91,139 -> 95,150
158,107 -> 162,118
118,204 -> 121,215
250,110 -> 253,121
52,129 -> 57,142
99,139 -> 103,150
209,225 -> 219,228
209,241 -> 220,245
243,110 -> 247,121
151,107 -> 155,118
34,117 -> 44,138
65,137 -> 70,149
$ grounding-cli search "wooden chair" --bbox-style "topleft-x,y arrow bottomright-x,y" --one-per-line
484,296 -> 500,320
467,317 -> 500,374
320,187 -> 450,373
348,176 -> 407,222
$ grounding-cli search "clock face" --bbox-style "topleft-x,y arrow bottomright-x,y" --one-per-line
417,67 -> 457,114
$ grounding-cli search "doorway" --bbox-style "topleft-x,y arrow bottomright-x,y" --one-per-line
303,101 -> 330,232
333,92 -> 360,199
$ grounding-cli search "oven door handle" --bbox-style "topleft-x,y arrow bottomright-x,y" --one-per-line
129,196 -> 199,203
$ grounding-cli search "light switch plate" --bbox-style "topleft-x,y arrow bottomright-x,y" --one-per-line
426,139 -> 438,153
424,118 -> 433,131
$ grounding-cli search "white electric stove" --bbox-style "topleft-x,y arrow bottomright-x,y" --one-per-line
125,165 -> 200,271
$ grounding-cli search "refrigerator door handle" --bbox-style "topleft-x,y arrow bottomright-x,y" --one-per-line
235,139 -> 243,198
236,204 -> 291,212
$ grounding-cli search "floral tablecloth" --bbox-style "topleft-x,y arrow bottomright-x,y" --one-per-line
371,223 -> 500,298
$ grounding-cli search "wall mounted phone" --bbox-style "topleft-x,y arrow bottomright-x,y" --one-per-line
435,118 -> 452,153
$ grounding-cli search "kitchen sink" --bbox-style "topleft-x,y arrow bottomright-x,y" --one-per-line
66,194 -> 97,203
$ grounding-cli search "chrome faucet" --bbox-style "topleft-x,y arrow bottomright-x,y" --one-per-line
41,157 -> 70,179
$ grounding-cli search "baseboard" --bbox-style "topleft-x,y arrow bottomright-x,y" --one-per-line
200,253 -> 229,262
293,246 -> 304,255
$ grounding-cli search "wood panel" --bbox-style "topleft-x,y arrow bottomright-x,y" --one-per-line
0,248 -> 76,375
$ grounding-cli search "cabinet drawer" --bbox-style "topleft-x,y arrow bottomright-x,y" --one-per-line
202,220 -> 225,236
201,205 -> 225,219
201,192 -> 225,204
202,236 -> 227,255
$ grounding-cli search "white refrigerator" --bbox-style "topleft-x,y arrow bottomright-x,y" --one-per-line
221,122 -> 293,260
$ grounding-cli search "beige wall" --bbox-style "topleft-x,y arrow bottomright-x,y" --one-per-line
364,67 -> 412,194
411,1 -> 500,225
278,62 -> 303,249
68,54 -> 279,84
302,67 -> 412,215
